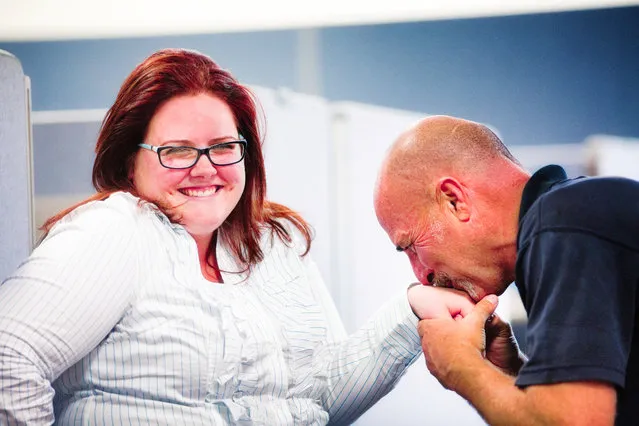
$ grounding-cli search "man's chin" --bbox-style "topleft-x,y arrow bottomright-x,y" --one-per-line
453,280 -> 481,301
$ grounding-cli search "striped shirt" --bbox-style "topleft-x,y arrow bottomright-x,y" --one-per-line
0,192 -> 422,425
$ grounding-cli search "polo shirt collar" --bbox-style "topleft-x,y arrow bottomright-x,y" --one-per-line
518,164 -> 567,222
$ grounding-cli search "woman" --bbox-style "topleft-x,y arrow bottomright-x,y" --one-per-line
0,48 -> 475,425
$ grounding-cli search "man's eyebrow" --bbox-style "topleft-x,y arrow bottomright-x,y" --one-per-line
394,234 -> 411,252
396,240 -> 413,252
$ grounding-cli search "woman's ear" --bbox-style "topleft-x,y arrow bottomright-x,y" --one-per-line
437,177 -> 471,222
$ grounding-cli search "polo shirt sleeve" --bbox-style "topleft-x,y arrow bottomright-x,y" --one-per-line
515,229 -> 636,389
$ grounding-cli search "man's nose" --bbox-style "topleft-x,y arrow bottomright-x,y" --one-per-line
408,254 -> 434,285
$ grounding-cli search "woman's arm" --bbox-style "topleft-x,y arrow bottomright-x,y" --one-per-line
0,202 -> 141,424
303,255 -> 475,425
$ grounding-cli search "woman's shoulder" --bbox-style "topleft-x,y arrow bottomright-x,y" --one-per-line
262,217 -> 313,258
54,191 -> 159,234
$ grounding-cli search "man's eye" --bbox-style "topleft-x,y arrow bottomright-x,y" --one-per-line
396,243 -> 415,253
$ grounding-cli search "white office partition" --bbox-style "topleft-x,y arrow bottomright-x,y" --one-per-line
509,143 -> 587,178
329,102 -> 487,426
0,50 -> 33,281
251,87 -> 334,294
585,135 -> 639,180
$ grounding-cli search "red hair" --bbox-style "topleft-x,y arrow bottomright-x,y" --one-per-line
42,48 -> 312,271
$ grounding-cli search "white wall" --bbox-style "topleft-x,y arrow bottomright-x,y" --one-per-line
585,135 -> 639,180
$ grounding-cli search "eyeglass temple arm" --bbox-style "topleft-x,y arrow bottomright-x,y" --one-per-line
138,143 -> 159,152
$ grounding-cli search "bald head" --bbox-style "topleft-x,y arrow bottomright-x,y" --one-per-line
382,115 -> 518,180
375,115 -> 519,204
374,115 -> 525,233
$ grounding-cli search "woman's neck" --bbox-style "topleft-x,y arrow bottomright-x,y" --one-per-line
191,232 -> 223,283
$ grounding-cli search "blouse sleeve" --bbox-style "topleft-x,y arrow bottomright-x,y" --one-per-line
303,254 -> 422,425
0,200 -> 141,425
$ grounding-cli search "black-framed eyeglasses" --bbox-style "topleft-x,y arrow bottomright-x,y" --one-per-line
138,140 -> 247,169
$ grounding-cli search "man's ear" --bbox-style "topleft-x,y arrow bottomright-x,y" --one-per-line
437,177 -> 471,222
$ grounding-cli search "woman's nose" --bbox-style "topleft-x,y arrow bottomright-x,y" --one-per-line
190,154 -> 218,176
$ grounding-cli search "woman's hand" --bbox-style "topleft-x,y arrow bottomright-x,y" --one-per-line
407,283 -> 476,320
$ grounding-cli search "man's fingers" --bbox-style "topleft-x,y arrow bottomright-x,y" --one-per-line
456,295 -> 477,317
417,319 -> 428,338
418,317 -> 451,338
467,294 -> 499,326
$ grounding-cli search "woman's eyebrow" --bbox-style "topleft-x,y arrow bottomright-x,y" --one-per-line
157,135 -> 237,146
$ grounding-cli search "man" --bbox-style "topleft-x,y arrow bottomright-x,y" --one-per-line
374,115 -> 639,425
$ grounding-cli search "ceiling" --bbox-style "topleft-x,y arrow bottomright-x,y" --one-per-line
1,0 -> 638,41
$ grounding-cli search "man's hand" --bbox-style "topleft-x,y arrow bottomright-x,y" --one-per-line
407,283 -> 476,320
485,313 -> 526,376
417,295 -> 498,392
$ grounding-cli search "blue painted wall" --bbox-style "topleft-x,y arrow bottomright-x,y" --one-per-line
0,32 -> 298,110
322,7 -> 639,145
1,6 -> 638,147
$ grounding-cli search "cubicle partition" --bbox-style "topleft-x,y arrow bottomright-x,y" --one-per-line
0,50 -> 33,281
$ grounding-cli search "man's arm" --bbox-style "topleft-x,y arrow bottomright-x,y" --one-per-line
451,357 -> 616,425
418,297 -> 617,426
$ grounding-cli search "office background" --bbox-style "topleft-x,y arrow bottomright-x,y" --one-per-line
1,4 -> 639,425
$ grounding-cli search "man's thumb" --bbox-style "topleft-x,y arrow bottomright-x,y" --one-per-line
470,295 -> 499,324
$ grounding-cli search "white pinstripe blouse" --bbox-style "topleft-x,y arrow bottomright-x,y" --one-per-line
0,192 -> 422,425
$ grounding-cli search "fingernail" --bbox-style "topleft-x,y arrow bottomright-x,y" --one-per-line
486,295 -> 498,305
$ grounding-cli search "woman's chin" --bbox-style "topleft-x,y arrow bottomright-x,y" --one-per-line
182,219 -> 225,238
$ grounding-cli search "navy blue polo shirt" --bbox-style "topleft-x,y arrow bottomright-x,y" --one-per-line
514,165 -> 639,424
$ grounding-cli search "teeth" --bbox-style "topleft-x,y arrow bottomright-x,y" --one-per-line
181,187 -> 218,197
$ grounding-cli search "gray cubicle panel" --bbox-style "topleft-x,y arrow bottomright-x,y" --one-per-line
0,50 -> 34,281
31,117 -> 100,241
